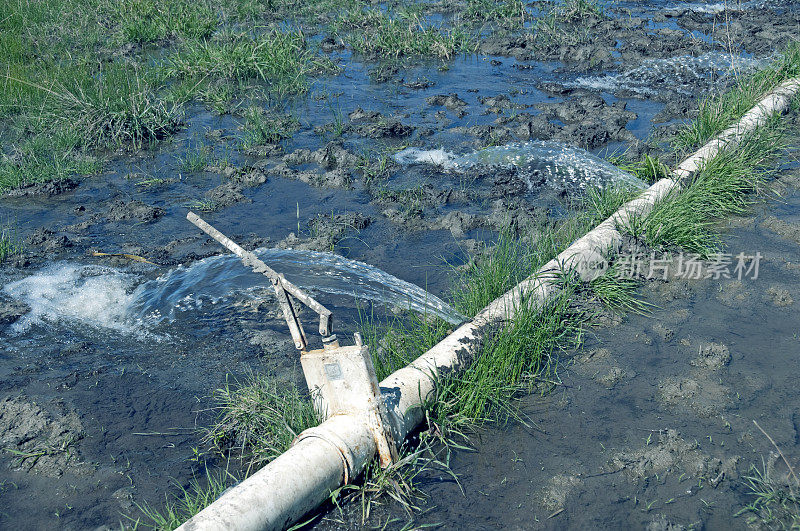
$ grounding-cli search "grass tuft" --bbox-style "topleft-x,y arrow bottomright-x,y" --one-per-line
203,372 -> 320,469
0,223 -> 23,262
164,30 -> 332,96
111,0 -> 217,44
621,120 -> 786,256
464,0 -> 526,25
736,460 -> 800,529
332,9 -> 475,60
133,470 -> 235,530
241,107 -> 299,147
673,42 -> 800,151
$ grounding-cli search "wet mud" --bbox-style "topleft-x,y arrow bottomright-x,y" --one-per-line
399,170 -> 800,530
1,0 -> 799,528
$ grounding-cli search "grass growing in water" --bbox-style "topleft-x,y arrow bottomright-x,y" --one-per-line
737,459 -> 800,529
240,107 -> 299,147
0,223 -> 22,262
463,0 -> 526,26
164,30 -> 332,96
332,8 -> 475,60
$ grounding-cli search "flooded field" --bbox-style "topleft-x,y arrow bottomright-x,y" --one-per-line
1,0 -> 799,528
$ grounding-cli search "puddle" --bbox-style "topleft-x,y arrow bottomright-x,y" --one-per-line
1,0 -> 799,527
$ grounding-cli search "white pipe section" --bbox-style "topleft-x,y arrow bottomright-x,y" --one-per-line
177,77 -> 800,531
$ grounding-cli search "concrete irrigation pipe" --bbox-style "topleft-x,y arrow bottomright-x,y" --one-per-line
177,78 -> 800,531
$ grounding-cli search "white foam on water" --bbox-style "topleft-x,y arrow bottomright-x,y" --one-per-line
2,250 -> 465,338
571,52 -> 765,96
393,147 -> 457,168
676,2 -> 727,13
134,248 -> 465,325
2,264 -> 149,336
395,140 -> 647,192
674,0 -> 794,12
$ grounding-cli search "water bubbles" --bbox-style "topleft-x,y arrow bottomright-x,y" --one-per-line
572,52 -> 765,96
2,251 -> 465,339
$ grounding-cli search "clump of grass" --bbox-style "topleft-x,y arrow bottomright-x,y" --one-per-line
332,9 -> 475,60
429,281 -> 583,434
673,42 -> 800,151
331,436 -> 460,525
451,229 -> 535,317
580,184 -> 639,225
164,30 -> 332,96
134,470 -> 235,530
529,0 -> 605,51
558,0 -> 605,21
9,64 -> 181,149
177,144 -> 212,173
607,153 -> 671,185
204,372 -> 320,468
463,0 -> 526,25
588,264 -> 651,314
0,131 -> 99,191
0,223 -> 23,262
621,119 -> 785,256
356,149 -> 394,188
240,107 -> 299,147
360,308 -> 452,381
737,459 -> 800,529
110,0 -> 217,44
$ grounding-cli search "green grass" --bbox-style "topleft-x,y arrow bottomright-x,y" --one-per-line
110,0 -> 217,44
673,42 -> 800,151
621,120 -> 786,257
607,152 -> 671,185
240,107 -> 299,147
464,0 -> 526,25
0,222 -> 22,262
588,264 -> 651,314
0,131 -> 99,191
736,460 -> 800,529
450,230 -> 536,318
203,372 -> 320,469
164,30 -> 332,96
332,8 -> 476,60
428,283 -> 583,434
176,143 -> 212,173
133,470 -> 236,530
529,0 -> 605,51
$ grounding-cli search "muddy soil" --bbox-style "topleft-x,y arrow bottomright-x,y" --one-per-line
382,170 -> 800,530
1,0 -> 799,528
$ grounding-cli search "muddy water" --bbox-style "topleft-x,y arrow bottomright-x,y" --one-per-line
404,171 -> 800,529
1,0 -> 800,528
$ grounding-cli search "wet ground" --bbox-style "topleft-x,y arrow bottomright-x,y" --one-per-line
401,169 -> 800,529
1,0 -> 800,528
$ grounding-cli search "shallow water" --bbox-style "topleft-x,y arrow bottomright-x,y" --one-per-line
1,0 -> 798,527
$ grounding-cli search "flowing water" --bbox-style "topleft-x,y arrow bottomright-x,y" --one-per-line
1,0 -> 798,527
2,249 -> 464,338
395,141 -> 649,192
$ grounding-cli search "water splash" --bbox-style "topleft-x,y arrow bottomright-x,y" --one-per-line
3,264 -> 146,336
2,250 -> 464,337
394,141 -> 647,192
572,52 -> 764,96
135,248 -> 463,325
